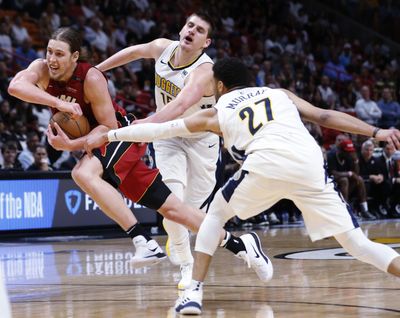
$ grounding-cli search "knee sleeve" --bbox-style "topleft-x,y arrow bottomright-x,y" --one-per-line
335,228 -> 399,272
195,190 -> 235,256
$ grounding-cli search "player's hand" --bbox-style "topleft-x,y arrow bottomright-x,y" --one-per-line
374,128 -> 400,149
84,131 -> 109,156
54,99 -> 82,119
46,123 -> 72,151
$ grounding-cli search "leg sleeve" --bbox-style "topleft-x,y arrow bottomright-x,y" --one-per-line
335,228 -> 399,272
195,190 -> 235,256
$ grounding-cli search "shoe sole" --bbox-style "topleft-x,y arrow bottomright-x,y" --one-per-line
177,303 -> 202,315
130,254 -> 167,269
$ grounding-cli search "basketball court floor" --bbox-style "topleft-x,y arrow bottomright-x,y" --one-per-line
2,220 -> 400,317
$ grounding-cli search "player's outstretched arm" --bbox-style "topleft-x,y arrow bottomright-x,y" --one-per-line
84,108 -> 220,154
282,89 -> 400,149
96,38 -> 171,72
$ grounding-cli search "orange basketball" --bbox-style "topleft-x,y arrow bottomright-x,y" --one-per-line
50,112 -> 90,139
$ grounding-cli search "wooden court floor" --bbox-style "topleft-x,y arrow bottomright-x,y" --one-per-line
2,220 -> 400,317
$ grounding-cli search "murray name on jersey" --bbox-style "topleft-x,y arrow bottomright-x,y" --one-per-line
225,88 -> 270,109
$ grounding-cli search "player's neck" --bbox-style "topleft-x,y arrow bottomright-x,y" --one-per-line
172,47 -> 202,67
60,62 -> 78,83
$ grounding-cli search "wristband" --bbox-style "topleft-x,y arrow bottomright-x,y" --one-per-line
372,127 -> 380,138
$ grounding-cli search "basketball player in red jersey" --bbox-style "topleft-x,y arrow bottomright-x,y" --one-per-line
8,27 -> 268,277
8,27 -> 168,267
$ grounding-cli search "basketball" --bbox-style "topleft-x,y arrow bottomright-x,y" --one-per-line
50,112 -> 90,139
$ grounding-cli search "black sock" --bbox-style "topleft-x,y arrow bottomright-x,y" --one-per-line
223,233 -> 246,254
126,223 -> 152,241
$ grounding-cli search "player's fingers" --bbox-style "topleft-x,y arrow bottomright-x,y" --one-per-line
53,122 -> 68,137
47,124 -> 55,137
391,133 -> 400,150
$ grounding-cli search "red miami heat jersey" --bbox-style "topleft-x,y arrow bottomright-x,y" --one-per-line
45,62 -> 125,129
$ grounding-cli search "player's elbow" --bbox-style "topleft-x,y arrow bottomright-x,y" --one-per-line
7,80 -> 20,97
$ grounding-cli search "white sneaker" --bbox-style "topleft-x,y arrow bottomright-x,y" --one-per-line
178,263 -> 193,290
236,232 -> 273,282
130,235 -> 167,269
175,285 -> 203,315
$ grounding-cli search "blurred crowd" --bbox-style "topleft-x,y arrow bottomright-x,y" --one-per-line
0,0 -> 399,224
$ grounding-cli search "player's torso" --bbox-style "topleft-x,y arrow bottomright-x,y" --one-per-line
46,62 -> 98,128
216,87 -> 316,160
45,62 -> 124,129
216,87 -> 325,187
154,41 -> 215,118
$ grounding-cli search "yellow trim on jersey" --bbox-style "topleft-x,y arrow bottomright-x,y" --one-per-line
167,46 -> 206,70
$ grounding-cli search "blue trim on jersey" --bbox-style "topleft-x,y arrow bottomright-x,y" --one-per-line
325,164 -> 359,228
222,169 -> 249,203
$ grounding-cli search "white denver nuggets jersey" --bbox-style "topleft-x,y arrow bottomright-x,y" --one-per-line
154,41 -> 215,120
216,87 -> 325,187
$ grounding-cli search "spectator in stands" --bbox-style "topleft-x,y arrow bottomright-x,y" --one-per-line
58,149 -> 84,170
12,120 -> 27,151
41,3 -> 61,33
30,105 -> 52,134
327,139 -> 375,220
323,52 -> 352,82
14,37 -> 39,71
26,144 -> 53,171
338,81 -> 357,113
0,21 -> 12,62
317,75 -> 336,108
86,18 -> 109,54
110,18 -> 128,51
0,141 -> 22,171
339,42 -> 352,69
377,87 -> 400,129
389,151 -> 400,217
355,85 -> 382,125
17,131 -> 40,169
10,15 -> 29,46
359,139 -> 390,218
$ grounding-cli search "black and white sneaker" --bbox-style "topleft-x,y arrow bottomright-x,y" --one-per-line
130,235 -> 167,269
236,232 -> 273,282
175,286 -> 203,315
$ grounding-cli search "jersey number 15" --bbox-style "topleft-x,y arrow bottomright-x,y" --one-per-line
239,97 -> 274,135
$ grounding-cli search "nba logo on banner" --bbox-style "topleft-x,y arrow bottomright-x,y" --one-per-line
65,190 -> 82,215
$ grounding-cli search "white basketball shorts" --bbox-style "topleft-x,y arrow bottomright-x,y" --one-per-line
153,133 -> 219,208
222,168 -> 359,242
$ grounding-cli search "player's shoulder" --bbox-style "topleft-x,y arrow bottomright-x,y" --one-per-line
27,58 -> 48,72
152,38 -> 174,52
86,66 -> 106,82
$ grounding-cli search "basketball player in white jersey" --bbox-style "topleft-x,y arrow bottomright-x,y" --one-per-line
96,12 -> 220,289
88,58 -> 400,315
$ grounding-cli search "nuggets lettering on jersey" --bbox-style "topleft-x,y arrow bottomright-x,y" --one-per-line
155,73 -> 181,103
154,42 -> 215,120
